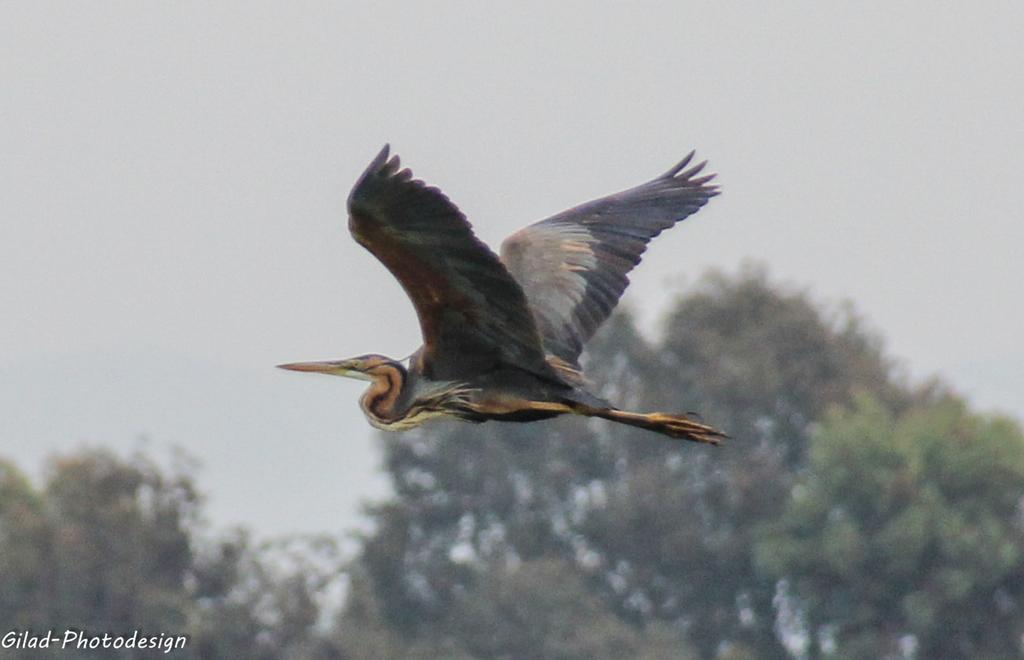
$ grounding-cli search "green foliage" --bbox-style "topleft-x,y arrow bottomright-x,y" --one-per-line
0,449 -> 346,660
0,459 -> 49,632
653,264 -> 922,459
757,396 -> 1024,658
334,559 -> 692,659
187,533 -> 346,660
0,449 -> 197,646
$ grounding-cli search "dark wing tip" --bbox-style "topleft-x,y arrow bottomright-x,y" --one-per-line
680,159 -> 706,178
348,143 -> 404,208
661,150 -> 695,178
660,150 -> 718,180
366,143 -> 399,174
659,150 -> 721,196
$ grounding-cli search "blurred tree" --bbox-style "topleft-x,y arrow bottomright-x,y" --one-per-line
0,448 -> 346,660
0,459 -> 49,631
578,265 -> 939,657
188,532 -> 346,660
0,449 -> 199,643
342,266 -> 930,657
652,264 -> 919,461
756,396 -> 1024,659
332,558 -> 693,659
330,564 -> 462,660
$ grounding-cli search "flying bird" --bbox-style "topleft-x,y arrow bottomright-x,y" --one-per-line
279,145 -> 725,443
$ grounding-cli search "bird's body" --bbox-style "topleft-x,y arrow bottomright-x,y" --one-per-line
280,146 -> 726,443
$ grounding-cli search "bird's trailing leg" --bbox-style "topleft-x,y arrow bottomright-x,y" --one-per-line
575,406 -> 726,444
512,400 -> 725,444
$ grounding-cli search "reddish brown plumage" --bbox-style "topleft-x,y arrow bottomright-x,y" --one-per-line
282,145 -> 725,443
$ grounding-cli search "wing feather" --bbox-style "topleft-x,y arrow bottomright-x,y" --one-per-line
500,151 -> 719,364
348,145 -> 555,381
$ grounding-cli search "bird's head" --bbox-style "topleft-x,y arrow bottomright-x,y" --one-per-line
276,354 -> 402,381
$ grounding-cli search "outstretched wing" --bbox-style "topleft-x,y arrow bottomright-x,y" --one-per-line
500,152 -> 718,365
347,145 -> 555,381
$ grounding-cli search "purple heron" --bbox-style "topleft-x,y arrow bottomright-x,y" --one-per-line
279,146 -> 725,444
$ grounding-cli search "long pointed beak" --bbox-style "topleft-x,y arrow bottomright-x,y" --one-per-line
276,361 -> 340,374
276,360 -> 374,381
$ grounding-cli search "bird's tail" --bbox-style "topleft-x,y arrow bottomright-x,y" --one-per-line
577,406 -> 726,444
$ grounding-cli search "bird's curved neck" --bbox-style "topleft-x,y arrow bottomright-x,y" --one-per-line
359,361 -> 407,425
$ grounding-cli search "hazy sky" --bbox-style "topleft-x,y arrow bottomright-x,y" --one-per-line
3,3 -> 1022,537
